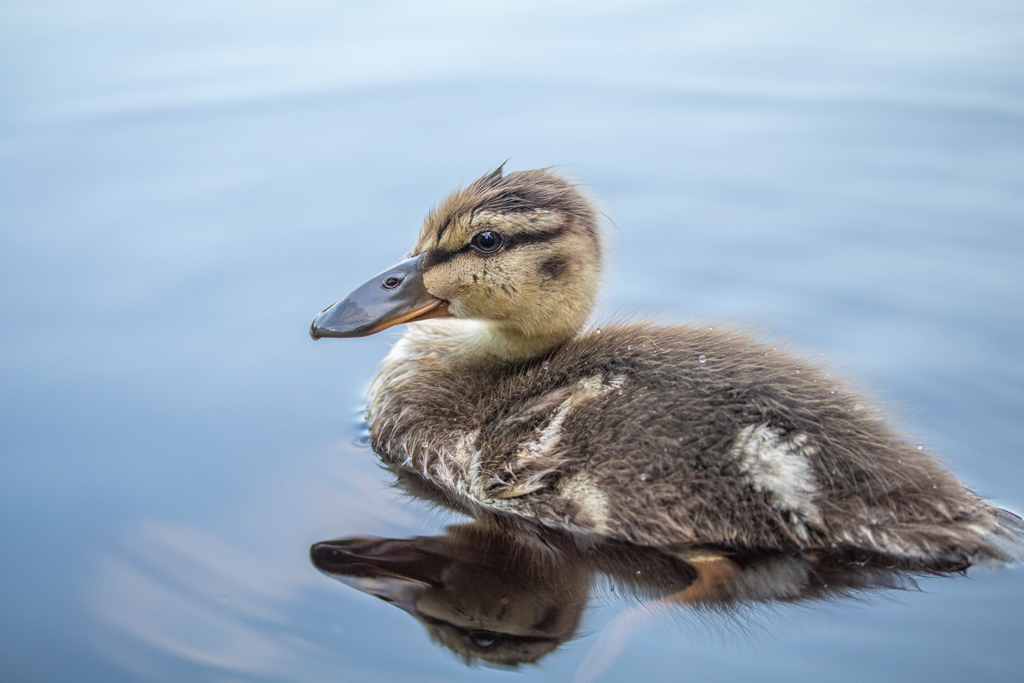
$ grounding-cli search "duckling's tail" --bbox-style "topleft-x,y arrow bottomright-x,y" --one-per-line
906,504 -> 1024,569
971,505 -> 1024,565
838,503 -> 1024,570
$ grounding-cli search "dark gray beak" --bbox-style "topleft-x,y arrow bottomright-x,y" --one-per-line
310,253 -> 450,340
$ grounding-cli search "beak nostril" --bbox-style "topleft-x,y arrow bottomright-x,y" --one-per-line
382,276 -> 402,290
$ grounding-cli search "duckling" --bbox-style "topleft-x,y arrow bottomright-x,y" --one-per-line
311,166 -> 1023,568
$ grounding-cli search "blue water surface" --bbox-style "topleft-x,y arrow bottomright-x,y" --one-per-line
2,1 -> 1023,681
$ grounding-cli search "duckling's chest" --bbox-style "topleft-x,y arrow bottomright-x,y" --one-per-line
366,354 -> 613,485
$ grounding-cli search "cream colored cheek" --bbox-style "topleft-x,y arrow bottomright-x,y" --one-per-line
424,266 -> 467,299
422,271 -> 443,296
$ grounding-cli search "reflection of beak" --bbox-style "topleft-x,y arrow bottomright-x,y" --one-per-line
310,537 -> 446,585
310,253 -> 451,340
310,538 -> 445,612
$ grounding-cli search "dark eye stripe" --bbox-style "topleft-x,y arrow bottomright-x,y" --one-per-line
421,225 -> 567,271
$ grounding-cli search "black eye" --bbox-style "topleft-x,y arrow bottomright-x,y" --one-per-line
381,275 -> 402,290
471,231 -> 502,253
468,631 -> 501,650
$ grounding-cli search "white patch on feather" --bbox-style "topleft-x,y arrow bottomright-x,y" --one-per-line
457,429 -> 482,488
559,472 -> 611,533
733,424 -> 822,532
574,373 -> 626,400
505,375 -> 625,529
515,374 -> 626,462
517,399 -> 572,460
476,374 -> 630,503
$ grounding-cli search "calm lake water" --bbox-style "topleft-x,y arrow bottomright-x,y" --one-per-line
2,1 -> 1023,681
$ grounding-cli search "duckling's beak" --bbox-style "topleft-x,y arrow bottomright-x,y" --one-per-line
310,253 -> 450,340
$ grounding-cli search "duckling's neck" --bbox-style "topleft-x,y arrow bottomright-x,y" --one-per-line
404,319 -> 579,363
466,321 -> 577,362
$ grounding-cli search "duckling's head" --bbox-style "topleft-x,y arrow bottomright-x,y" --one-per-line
311,167 -> 603,360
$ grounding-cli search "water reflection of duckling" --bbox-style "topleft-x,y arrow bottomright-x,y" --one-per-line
311,524 -> 932,667
311,166 -> 1023,568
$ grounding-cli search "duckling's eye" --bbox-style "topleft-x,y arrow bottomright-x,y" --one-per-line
468,631 -> 502,650
471,231 -> 502,253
